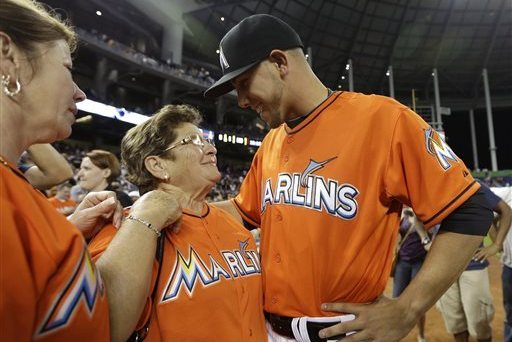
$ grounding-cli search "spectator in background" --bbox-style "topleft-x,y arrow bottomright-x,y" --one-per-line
70,183 -> 87,204
77,149 -> 133,207
478,185 -> 512,342
437,181 -> 512,342
393,208 -> 432,342
19,143 -> 73,190
48,182 -> 77,215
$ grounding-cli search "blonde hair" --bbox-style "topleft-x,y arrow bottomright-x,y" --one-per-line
121,104 -> 203,194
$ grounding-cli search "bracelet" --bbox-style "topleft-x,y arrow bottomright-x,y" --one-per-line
126,215 -> 161,237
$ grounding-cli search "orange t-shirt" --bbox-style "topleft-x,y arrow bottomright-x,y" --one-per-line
0,158 -> 109,341
89,204 -> 266,341
48,197 -> 77,215
234,91 -> 479,317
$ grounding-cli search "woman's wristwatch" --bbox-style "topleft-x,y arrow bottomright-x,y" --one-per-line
421,236 -> 431,246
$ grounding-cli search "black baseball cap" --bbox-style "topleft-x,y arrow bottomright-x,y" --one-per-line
204,14 -> 303,98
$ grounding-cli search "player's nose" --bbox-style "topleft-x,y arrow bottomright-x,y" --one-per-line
237,92 -> 250,109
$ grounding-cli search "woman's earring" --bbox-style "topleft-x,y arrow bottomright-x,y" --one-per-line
1,75 -> 22,97
164,174 -> 169,182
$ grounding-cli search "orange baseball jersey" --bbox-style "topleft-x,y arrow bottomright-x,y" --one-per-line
88,203 -> 266,341
234,91 -> 480,317
48,196 -> 77,214
0,157 -> 109,341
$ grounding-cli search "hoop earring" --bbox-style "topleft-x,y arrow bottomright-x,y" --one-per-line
1,75 -> 22,97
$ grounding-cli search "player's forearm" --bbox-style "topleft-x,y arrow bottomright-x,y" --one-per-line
493,202 -> 512,249
395,231 -> 482,321
96,223 -> 157,342
26,144 -> 73,188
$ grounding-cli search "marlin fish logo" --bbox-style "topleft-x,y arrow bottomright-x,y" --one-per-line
300,157 -> 337,187
239,239 -> 249,257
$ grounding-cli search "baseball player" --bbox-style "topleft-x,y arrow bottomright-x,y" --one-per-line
204,14 -> 493,341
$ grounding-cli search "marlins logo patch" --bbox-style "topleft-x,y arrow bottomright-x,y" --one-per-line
35,248 -> 104,338
424,128 -> 459,170
161,241 -> 260,303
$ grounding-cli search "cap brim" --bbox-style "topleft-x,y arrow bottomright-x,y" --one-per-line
204,61 -> 260,98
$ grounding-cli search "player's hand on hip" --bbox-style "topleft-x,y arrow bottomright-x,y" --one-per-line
129,185 -> 185,233
320,295 -> 415,341
68,190 -> 123,239
473,244 -> 500,262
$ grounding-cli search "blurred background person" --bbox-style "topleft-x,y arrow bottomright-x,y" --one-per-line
437,181 -> 511,342
393,208 -> 432,342
88,104 -> 266,341
48,181 -> 77,215
77,149 -> 133,207
474,183 -> 512,342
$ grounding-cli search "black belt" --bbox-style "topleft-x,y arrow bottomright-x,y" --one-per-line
264,311 -> 348,341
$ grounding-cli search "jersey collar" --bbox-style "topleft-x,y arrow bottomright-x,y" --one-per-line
284,90 -> 342,135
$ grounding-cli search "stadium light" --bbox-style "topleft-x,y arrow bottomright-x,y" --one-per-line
96,10 -> 102,16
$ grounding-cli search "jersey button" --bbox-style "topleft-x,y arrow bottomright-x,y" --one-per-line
287,137 -> 294,144
275,253 -> 281,263
276,213 -> 282,221
283,155 -> 289,163
271,296 -> 278,304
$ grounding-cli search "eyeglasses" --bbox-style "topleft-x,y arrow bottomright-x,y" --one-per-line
162,133 -> 215,153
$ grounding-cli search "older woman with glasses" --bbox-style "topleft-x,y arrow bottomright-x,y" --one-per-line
88,104 -> 267,341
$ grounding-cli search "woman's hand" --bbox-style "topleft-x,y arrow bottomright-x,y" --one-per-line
68,191 -> 122,239
129,186 -> 186,233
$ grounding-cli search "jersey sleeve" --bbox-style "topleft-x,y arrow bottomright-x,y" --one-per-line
87,224 -> 117,262
384,107 -> 479,228
233,149 -> 263,228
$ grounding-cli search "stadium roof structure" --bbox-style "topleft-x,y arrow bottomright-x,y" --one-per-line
180,0 -> 511,110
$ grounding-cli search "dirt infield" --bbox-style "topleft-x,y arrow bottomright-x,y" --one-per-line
385,256 -> 505,341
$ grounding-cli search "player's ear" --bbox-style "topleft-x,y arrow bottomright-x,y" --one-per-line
269,49 -> 288,76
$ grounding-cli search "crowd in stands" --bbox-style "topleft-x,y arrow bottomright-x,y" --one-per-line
476,171 -> 512,188
78,27 -> 216,88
